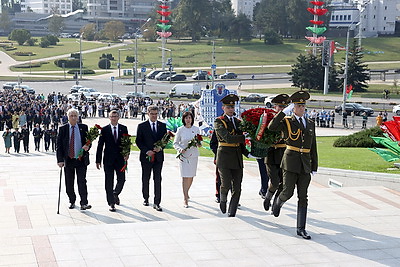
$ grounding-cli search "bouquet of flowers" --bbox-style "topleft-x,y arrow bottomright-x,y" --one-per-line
120,133 -> 133,172
176,134 -> 203,161
240,108 -> 280,157
148,131 -> 175,162
76,124 -> 102,160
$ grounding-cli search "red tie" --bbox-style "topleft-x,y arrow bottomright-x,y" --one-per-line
113,126 -> 117,143
69,126 -> 75,158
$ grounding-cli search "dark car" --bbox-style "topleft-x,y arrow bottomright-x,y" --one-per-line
241,93 -> 266,103
334,103 -> 374,116
219,72 -> 237,79
166,74 -> 187,81
146,70 -> 164,79
155,71 -> 176,81
2,82 -> 18,90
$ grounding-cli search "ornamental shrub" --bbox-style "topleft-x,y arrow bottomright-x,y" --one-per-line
70,53 -> 80,59
39,38 -> 50,48
67,69 -> 95,74
98,58 -> 111,69
54,59 -> 80,68
333,126 -> 385,148
125,56 -> 135,63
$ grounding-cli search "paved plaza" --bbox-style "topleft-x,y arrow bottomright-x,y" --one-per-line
1,117 -> 400,266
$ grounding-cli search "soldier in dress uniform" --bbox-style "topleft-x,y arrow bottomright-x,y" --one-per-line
268,91 -> 318,239
214,94 -> 250,217
263,93 -> 290,211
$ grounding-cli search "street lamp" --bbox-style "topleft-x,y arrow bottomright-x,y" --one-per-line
158,47 -> 172,82
79,32 -> 83,80
134,18 -> 151,95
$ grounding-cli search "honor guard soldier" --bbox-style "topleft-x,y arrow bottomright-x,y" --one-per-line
214,94 -> 249,217
268,91 -> 318,239
263,94 -> 290,211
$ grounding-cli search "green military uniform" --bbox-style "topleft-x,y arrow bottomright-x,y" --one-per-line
263,94 -> 290,211
214,94 -> 249,217
268,91 -> 318,239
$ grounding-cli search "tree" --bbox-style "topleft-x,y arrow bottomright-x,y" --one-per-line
103,20 -> 124,41
289,53 -> 339,91
48,15 -> 64,36
81,23 -> 96,40
39,37 -> 50,48
340,40 -> 370,92
72,0 -> 84,11
173,0 -> 211,42
228,13 -> 252,44
264,29 -> 282,45
0,10 -> 12,33
9,29 -> 31,45
208,0 -> 235,38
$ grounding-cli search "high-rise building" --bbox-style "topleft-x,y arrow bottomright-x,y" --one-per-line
231,0 -> 261,19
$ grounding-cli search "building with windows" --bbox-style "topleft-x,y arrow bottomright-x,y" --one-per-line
19,0 -> 73,14
231,0 -> 261,18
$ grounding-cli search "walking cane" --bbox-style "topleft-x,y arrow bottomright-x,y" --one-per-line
57,167 -> 62,214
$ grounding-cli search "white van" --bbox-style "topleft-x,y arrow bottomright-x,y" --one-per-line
169,83 -> 201,98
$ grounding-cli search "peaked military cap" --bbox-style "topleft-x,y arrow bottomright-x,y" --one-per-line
290,90 -> 310,104
220,94 -> 239,106
271,94 -> 290,105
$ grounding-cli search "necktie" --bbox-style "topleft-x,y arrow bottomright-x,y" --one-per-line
113,126 -> 117,143
69,126 -> 75,158
299,117 -> 305,129
230,117 -> 236,130
152,122 -> 156,134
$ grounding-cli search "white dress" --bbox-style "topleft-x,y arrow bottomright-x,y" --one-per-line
173,125 -> 200,177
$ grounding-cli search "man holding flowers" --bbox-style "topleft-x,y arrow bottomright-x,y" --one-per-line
268,91 -> 318,239
96,110 -> 129,212
214,94 -> 250,217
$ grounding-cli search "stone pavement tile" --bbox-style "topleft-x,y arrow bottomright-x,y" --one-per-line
154,252 -> 196,266
119,254 -> 159,266
85,257 -> 124,267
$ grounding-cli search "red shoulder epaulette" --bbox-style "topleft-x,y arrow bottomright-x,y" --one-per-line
217,116 -> 225,120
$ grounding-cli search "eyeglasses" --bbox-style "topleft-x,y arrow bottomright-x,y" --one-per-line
149,113 -> 158,116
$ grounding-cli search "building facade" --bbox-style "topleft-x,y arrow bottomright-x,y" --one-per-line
231,0 -> 261,19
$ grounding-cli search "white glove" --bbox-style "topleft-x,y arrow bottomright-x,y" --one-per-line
283,103 -> 294,115
311,171 -> 317,176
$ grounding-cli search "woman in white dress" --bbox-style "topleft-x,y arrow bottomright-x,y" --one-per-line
173,112 -> 201,208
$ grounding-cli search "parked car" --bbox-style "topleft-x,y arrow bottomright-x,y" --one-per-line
126,92 -> 150,100
146,70 -> 164,79
67,93 -> 82,101
155,71 -> 176,81
166,74 -> 187,81
192,70 -> 210,80
334,103 -> 374,116
264,95 -> 277,108
219,72 -> 237,79
70,84 -> 84,93
78,87 -> 101,98
2,82 -> 18,90
13,85 -> 35,94
241,93 -> 266,103
148,91 -> 168,98
392,104 -> 400,115
97,93 -> 114,101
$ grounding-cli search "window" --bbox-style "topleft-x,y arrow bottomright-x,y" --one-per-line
384,17 -> 386,20
385,6 -> 387,10
336,15 -> 339,20
373,15 -> 375,19
339,15 -> 343,20
331,15 -> 334,20
348,15 -> 351,20
373,27 -> 375,30
384,27 -> 386,30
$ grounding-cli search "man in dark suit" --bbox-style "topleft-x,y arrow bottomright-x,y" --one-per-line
96,110 -> 129,212
32,123 -> 42,151
268,91 -> 318,239
56,108 -> 92,211
214,94 -> 249,217
136,105 -> 167,212
21,124 -> 30,153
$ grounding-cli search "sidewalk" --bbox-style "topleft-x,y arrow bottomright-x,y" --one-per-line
0,117 -> 399,266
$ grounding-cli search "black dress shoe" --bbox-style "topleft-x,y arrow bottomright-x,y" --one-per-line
69,203 -> 75,209
153,204 -> 162,211
215,198 -> 220,203
220,201 -> 227,214
143,200 -> 149,206
109,204 -> 116,212
297,229 -> 311,240
80,204 -> 92,210
114,194 -> 120,205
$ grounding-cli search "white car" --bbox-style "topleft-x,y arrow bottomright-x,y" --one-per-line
97,93 -> 114,101
392,104 -> 400,116
13,85 -> 35,94
3,82 -> 18,90
78,87 -> 101,98
264,95 -> 277,108
70,84 -> 84,93
67,93 -> 82,101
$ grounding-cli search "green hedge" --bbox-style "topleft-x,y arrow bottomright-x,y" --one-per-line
67,69 -> 95,74
54,59 -> 80,68
13,62 -> 43,68
333,126 -> 385,148
13,52 -> 36,56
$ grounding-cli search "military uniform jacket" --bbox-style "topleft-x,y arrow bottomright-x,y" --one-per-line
266,138 -> 286,166
214,115 -> 248,169
268,111 -> 318,174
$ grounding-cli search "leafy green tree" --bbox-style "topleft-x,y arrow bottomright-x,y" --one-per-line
340,39 -> 370,92
228,13 -> 252,44
39,37 -> 50,48
48,15 -> 64,36
81,23 -> 96,40
289,53 -> 339,91
45,35 -> 59,45
264,29 -> 282,45
173,0 -> 211,42
0,10 -> 12,33
103,20 -> 125,41
9,29 -> 31,45
26,38 -> 37,46
208,0 -> 235,38
287,0 -> 309,39
72,0 -> 84,11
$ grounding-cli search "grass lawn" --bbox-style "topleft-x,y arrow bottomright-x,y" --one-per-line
4,37 -> 400,74
130,136 -> 399,174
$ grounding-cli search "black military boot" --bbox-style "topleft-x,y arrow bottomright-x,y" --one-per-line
272,197 -> 285,217
297,207 -> 311,240
220,201 -> 227,214
263,190 -> 274,211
